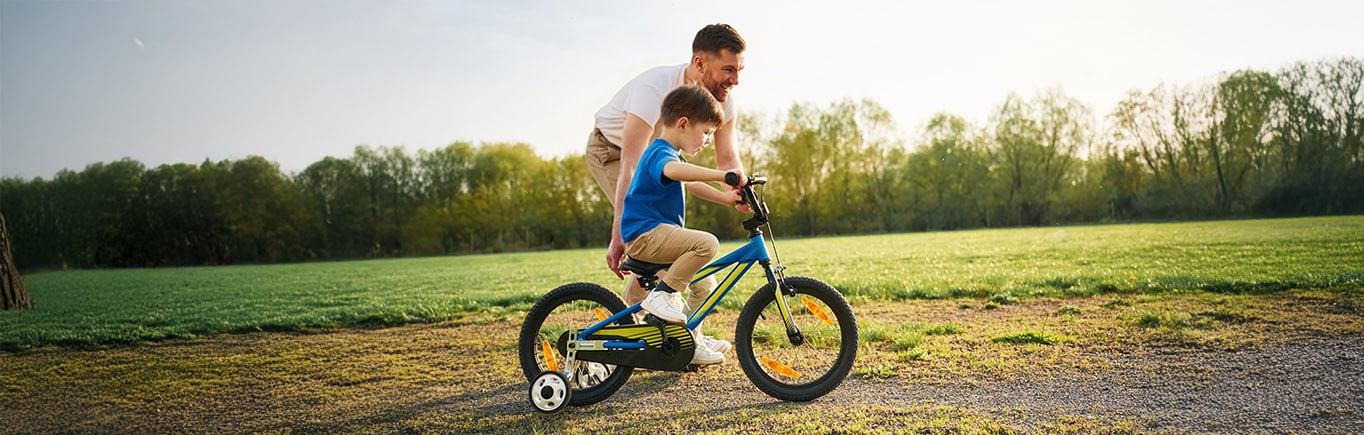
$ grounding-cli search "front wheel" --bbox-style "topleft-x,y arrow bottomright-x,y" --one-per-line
735,276 -> 857,402
518,282 -> 634,407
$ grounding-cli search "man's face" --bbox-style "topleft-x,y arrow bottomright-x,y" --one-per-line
698,49 -> 744,103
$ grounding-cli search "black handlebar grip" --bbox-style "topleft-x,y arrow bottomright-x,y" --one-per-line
725,171 -> 740,187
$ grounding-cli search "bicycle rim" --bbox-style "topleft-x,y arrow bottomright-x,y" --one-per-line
736,276 -> 857,401
518,282 -> 634,405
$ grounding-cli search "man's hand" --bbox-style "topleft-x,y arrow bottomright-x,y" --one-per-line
606,238 -> 627,280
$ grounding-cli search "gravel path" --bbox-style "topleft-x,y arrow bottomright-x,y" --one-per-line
459,336 -> 1364,433
3,318 -> 1361,433
860,339 -> 1364,433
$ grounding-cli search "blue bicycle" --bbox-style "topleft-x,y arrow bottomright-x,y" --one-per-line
519,177 -> 858,413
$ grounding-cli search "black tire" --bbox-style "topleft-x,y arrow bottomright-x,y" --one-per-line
735,276 -> 857,402
518,282 -> 634,407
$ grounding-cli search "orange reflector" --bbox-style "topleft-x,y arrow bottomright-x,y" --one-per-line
760,356 -> 802,379
593,307 -> 609,321
801,296 -> 835,327
541,340 -> 559,372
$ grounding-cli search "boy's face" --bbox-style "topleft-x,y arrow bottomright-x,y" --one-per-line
677,119 -> 719,156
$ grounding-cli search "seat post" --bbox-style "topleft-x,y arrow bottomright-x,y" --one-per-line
634,274 -> 658,292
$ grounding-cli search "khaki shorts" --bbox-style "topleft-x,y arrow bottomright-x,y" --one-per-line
626,224 -> 719,314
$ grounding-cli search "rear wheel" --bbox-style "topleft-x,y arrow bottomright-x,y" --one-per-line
735,276 -> 857,401
518,282 -> 634,407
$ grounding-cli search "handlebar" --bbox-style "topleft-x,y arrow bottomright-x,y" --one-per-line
737,175 -> 770,233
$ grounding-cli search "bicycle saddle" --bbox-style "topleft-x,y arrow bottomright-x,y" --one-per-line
619,257 -> 670,278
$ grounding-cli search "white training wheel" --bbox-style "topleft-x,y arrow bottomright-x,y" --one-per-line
529,371 -> 571,413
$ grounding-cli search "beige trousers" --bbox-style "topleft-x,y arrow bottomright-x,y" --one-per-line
585,129 -> 716,311
625,224 -> 719,313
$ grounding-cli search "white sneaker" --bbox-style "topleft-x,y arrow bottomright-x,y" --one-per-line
690,340 -> 725,365
697,334 -> 732,354
641,291 -> 687,323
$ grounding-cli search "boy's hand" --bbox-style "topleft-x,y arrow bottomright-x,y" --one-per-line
725,170 -> 752,213
734,192 -> 753,213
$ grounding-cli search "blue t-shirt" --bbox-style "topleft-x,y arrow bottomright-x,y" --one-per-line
621,139 -> 685,243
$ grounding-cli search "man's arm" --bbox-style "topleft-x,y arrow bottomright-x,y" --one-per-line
605,113 -> 655,279
711,115 -> 752,212
712,117 -> 745,177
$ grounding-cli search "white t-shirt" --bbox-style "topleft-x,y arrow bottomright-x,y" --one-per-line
593,63 -> 738,147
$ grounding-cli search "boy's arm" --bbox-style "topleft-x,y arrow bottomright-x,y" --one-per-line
686,181 -> 740,206
664,161 -> 744,206
662,160 -> 733,184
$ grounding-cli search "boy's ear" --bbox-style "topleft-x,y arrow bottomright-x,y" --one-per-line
676,116 -> 689,130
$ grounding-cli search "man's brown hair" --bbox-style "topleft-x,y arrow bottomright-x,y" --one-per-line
692,23 -> 745,55
660,85 -> 725,127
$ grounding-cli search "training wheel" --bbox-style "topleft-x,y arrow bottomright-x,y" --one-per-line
529,371 -> 572,413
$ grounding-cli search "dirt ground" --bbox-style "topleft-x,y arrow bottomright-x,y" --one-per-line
2,296 -> 1362,434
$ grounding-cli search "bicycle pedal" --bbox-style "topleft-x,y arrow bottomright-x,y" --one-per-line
684,361 -> 723,372
642,314 -> 667,325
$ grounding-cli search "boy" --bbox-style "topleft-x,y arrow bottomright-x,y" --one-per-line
620,85 -> 745,365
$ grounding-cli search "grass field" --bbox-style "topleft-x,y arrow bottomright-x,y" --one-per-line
2,216 -> 1361,350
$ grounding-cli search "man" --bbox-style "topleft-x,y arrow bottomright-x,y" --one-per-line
584,23 -> 747,352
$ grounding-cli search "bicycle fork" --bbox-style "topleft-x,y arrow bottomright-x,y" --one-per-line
761,259 -> 805,346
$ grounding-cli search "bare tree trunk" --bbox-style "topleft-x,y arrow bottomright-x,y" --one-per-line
1,211 -> 33,310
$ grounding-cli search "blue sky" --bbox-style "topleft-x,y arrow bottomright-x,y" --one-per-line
3,0 -> 1361,179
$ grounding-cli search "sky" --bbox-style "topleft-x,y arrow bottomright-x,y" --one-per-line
2,0 -> 1362,180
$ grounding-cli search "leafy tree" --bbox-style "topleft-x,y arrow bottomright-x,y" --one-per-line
217,156 -> 310,262
1208,69 -> 1281,213
905,114 -> 992,230
1262,58 -> 1364,214
989,89 -> 1090,226
135,163 -> 227,265
760,99 -> 897,235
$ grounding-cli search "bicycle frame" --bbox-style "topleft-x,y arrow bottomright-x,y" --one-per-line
575,233 -> 799,345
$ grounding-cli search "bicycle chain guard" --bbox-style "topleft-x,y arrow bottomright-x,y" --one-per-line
558,323 -> 695,372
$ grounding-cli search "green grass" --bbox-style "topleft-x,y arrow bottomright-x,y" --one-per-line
810,216 -> 1364,301
2,216 -> 1361,350
0,253 -> 607,349
992,330 -> 1066,345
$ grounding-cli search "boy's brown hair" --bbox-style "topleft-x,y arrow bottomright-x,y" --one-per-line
660,85 -> 725,127
693,23 -> 745,55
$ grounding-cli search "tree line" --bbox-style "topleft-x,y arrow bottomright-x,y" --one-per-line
1,56 -> 1359,270
735,56 -> 1361,236
1,142 -> 608,269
